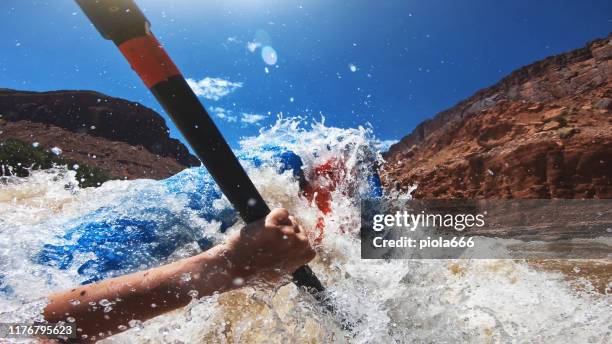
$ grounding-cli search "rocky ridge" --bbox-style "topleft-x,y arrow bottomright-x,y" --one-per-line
383,35 -> 612,199
0,89 -> 199,180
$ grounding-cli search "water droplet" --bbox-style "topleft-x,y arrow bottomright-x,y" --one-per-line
66,316 -> 76,323
103,306 -> 113,313
348,63 -> 357,72
69,299 -> 80,306
32,142 -> 39,148
187,290 -> 199,298
90,125 -> 96,130
232,277 -> 244,286
289,97 -> 294,103
150,303 -> 157,308
117,325 -> 127,331
180,273 -> 192,282
128,319 -> 143,330
247,198 -> 257,206
51,147 -> 62,156
99,299 -> 111,307
72,164 -> 79,170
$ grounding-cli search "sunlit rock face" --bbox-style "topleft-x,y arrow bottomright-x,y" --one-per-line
383,35 -> 612,199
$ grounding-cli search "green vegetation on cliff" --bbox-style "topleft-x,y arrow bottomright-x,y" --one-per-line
0,139 -> 114,187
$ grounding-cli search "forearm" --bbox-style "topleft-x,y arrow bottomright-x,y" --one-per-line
43,243 -> 236,342
41,208 -> 315,342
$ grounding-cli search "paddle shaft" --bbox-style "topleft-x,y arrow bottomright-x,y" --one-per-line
75,0 -> 326,297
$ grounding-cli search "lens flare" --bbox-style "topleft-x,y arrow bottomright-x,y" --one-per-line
261,46 -> 278,65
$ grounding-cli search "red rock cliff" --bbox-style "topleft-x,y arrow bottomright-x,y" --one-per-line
383,35 -> 612,199
0,89 -> 199,180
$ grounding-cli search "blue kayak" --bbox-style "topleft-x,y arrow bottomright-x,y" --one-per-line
36,148 -> 382,285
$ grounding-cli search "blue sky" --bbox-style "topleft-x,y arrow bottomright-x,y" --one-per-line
1,0 -> 611,148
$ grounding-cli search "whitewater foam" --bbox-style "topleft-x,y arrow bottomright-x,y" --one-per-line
0,118 -> 609,343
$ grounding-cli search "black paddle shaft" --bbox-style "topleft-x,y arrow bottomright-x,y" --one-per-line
74,0 -> 328,299
153,77 -> 327,295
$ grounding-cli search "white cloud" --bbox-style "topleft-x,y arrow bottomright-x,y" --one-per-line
247,41 -> 261,52
210,106 -> 237,123
209,107 -> 266,125
376,139 -> 399,151
240,113 -> 266,124
186,77 -> 243,101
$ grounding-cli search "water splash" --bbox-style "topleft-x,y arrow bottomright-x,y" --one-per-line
0,118 -> 609,343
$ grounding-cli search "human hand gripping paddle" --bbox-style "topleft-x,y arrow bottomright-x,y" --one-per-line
43,208 -> 316,341
43,0 -> 351,339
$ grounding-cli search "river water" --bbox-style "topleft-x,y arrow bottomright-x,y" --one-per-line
0,118 -> 610,343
